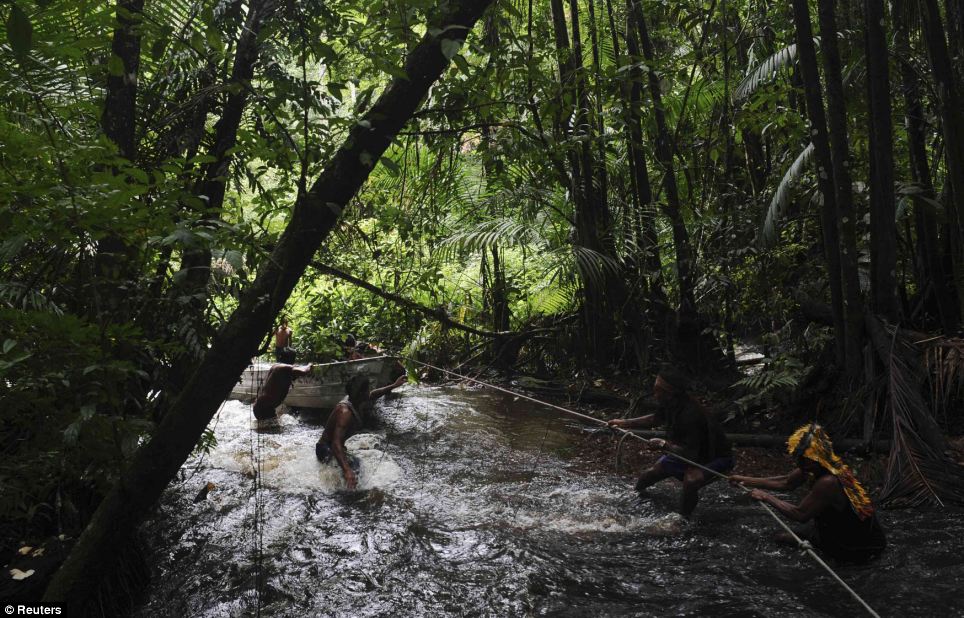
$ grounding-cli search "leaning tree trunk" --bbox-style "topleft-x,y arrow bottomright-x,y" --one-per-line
42,0 -> 494,609
815,0 -> 864,376
791,0 -> 848,368
862,0 -> 899,321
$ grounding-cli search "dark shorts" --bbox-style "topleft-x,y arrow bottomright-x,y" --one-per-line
274,346 -> 296,363
315,442 -> 360,471
253,402 -> 276,420
657,454 -> 734,480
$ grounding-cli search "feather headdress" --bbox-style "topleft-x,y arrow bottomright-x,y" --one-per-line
787,423 -> 875,520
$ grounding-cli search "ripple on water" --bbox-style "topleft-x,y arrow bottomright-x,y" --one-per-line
140,391 -> 964,618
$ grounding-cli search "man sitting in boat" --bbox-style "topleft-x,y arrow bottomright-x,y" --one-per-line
252,363 -> 314,420
315,373 -> 407,489
729,423 -> 886,563
606,366 -> 733,517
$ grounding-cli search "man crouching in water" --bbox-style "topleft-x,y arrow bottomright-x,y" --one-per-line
607,366 -> 733,517
252,364 -> 314,420
729,423 -> 886,563
316,373 -> 407,489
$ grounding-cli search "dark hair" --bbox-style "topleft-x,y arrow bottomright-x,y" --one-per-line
657,364 -> 690,393
345,334 -> 357,347
345,374 -> 369,395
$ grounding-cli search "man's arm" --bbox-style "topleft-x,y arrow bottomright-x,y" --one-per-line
749,475 -> 836,522
290,363 -> 314,378
731,468 -> 805,491
329,407 -> 357,490
370,375 -> 407,400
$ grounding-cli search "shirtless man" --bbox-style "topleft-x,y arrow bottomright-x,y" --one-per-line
274,319 -> 295,363
251,363 -> 313,420
315,373 -> 407,489
607,366 -> 732,517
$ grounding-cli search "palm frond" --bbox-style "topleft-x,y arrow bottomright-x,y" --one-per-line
572,244 -> 623,288
734,39 -> 820,102
436,217 -> 544,261
761,142 -> 814,247
875,324 -> 964,507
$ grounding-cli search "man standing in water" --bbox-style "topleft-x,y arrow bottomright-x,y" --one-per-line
316,373 -> 407,489
607,366 -> 733,517
729,423 -> 886,563
274,318 -> 295,362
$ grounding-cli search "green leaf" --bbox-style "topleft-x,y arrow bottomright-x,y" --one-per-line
452,54 -> 469,74
380,156 -> 400,175
2,339 -> 15,354
440,38 -> 462,60
7,3 -> 32,57
206,29 -> 224,53
151,37 -> 168,60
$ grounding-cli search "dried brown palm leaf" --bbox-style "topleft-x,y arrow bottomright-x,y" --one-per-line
872,321 -> 964,507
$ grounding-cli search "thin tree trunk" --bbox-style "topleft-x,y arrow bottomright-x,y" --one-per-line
862,0 -> 899,321
894,0 -> 957,331
549,0 -> 618,365
178,0 -> 276,296
920,0 -> 964,320
791,0 -> 848,367
631,0 -> 697,316
93,0 -> 145,309
42,1 -> 494,608
814,0 -> 864,375
622,0 -> 661,285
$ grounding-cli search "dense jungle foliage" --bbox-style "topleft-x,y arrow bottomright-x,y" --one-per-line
3,0 -> 964,605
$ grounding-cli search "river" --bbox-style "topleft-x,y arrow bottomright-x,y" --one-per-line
138,385 -> 964,617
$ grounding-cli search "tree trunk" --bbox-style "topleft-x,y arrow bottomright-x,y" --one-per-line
178,0 -> 276,297
93,0 -> 145,311
631,0 -> 698,316
42,1 -> 494,609
862,0 -> 899,321
921,0 -> 964,321
549,0 -> 619,366
814,0 -> 864,376
790,0 -> 848,367
894,0 -> 957,332
622,0 -> 661,286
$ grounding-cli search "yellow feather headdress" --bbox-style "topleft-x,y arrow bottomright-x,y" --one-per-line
787,423 -> 875,520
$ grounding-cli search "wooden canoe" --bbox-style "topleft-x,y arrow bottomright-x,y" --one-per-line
228,356 -> 400,411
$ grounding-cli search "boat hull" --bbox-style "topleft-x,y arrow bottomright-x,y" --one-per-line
228,356 -> 400,411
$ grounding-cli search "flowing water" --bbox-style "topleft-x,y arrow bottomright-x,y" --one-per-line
139,386 -> 964,617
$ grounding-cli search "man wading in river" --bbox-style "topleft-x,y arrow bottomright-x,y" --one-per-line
315,373 -> 407,489
252,363 -> 314,420
729,423 -> 886,563
607,366 -> 733,517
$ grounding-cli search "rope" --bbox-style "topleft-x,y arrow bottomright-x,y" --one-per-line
402,357 -> 882,618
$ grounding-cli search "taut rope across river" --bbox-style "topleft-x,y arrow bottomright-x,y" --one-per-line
402,356 -> 883,618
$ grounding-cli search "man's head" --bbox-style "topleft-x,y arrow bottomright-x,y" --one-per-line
653,365 -> 689,404
345,334 -> 357,348
788,423 -> 831,475
345,374 -> 370,401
